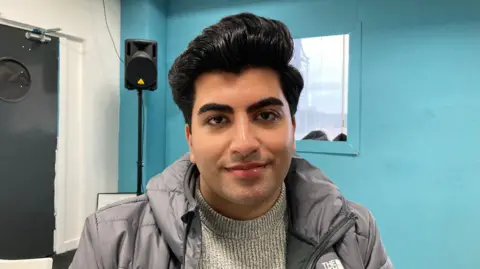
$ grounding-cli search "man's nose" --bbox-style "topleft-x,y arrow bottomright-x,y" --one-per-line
229,117 -> 260,158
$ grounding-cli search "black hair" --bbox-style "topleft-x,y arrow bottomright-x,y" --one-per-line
168,12 -> 304,126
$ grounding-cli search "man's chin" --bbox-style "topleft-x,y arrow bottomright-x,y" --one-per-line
223,186 -> 277,205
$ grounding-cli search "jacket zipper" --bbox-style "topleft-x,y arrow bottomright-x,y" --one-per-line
301,212 -> 357,269
182,212 -> 195,268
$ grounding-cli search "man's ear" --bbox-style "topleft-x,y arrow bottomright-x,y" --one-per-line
185,124 -> 195,163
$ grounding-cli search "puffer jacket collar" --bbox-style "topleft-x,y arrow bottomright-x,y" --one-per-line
146,154 -> 356,267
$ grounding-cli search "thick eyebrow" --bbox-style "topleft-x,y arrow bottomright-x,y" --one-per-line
246,97 -> 284,113
197,97 -> 284,116
197,103 -> 233,115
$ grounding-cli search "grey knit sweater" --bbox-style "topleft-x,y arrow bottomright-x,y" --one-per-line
195,185 -> 288,269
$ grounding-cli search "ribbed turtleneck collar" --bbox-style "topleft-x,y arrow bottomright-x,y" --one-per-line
195,183 -> 287,240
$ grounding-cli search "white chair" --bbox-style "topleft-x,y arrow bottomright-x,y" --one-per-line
0,257 -> 53,269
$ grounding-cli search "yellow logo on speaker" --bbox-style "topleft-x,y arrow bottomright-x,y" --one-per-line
137,78 -> 145,85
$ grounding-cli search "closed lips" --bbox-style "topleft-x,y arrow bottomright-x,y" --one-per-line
226,162 -> 267,170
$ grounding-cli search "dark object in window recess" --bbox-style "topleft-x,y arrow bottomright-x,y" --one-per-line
302,130 -> 329,141
333,133 -> 347,141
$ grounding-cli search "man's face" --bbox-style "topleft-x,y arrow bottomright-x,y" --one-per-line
186,67 -> 296,212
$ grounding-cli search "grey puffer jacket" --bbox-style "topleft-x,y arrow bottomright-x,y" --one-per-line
69,154 -> 393,269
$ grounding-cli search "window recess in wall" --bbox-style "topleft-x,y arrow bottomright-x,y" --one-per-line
291,23 -> 361,155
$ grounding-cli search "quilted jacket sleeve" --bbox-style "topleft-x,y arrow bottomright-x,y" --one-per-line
69,215 -> 103,269
364,210 -> 394,269
348,201 -> 393,269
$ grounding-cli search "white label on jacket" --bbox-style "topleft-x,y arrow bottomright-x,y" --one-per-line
321,259 -> 344,269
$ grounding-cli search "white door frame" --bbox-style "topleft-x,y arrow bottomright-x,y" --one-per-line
55,36 -> 86,254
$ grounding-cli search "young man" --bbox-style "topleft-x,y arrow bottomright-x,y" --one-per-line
70,12 -> 393,269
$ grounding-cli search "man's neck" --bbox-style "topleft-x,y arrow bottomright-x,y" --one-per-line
198,181 -> 283,221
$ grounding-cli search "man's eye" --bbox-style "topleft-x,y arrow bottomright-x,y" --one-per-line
256,112 -> 279,122
207,116 -> 227,126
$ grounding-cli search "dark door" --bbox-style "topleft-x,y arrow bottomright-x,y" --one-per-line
0,24 -> 58,259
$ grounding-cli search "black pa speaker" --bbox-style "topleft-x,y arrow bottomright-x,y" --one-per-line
124,39 -> 157,90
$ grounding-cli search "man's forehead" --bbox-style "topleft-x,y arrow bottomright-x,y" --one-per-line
193,70 -> 286,110
195,67 -> 280,85
193,88 -> 286,112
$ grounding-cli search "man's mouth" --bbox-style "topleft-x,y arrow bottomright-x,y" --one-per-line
225,162 -> 268,170
225,162 -> 269,179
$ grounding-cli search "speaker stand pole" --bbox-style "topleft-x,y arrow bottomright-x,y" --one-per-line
137,89 -> 144,196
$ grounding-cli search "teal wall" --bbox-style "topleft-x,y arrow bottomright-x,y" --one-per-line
121,0 -> 480,267
119,0 -> 167,192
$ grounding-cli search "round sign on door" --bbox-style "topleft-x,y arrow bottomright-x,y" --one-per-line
0,57 -> 32,103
